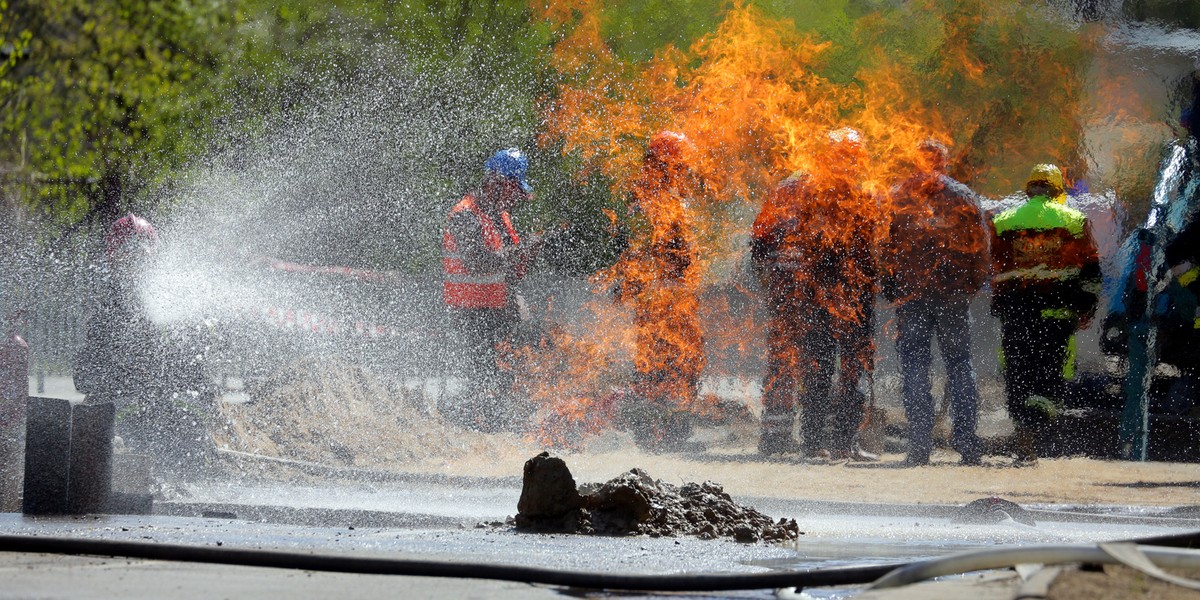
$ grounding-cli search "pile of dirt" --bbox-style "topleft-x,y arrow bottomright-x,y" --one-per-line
213,356 -> 517,469
514,452 -> 799,542
952,496 -> 1037,526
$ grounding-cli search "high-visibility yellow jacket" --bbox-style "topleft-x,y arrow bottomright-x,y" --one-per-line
989,194 -> 1101,321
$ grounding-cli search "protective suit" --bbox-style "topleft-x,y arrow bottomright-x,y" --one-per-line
74,214 -> 215,473
750,130 -> 877,458
608,131 -> 706,451
990,164 -> 1101,463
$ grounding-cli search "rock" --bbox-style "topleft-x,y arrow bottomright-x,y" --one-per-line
583,469 -> 656,533
517,452 -> 584,518
733,524 -> 759,543
953,496 -> 1036,527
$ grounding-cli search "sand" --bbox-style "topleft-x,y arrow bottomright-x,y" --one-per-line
212,358 -> 1198,509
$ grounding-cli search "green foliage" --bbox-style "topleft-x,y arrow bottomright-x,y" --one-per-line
0,0 -> 1163,269
1125,0 -> 1200,28
851,0 -> 1091,194
599,0 -> 727,61
0,1 -> 32,94
759,0 -> 862,82
0,0 -> 234,226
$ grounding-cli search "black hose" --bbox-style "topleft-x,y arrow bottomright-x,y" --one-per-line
0,534 -> 898,591
1,529 -> 1198,592
1124,529 -> 1200,549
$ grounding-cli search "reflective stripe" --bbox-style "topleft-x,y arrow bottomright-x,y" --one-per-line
994,265 -> 1081,283
444,272 -> 505,285
1181,266 -> 1200,287
1040,308 -> 1076,320
761,413 -> 794,425
1062,333 -> 1077,380
443,195 -> 508,309
444,243 -> 494,288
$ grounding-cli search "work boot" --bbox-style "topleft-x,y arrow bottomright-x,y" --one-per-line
804,448 -> 832,464
637,412 -> 699,454
758,430 -> 803,456
759,406 -> 799,456
901,450 -> 930,467
904,437 -> 932,466
832,443 -> 879,463
955,434 -> 984,466
1012,427 -> 1038,468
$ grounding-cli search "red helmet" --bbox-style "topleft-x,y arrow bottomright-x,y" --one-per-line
647,130 -> 695,165
105,213 -> 159,257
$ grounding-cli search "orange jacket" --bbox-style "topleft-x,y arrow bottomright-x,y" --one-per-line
442,194 -> 521,309
882,172 -> 989,303
751,174 -> 876,324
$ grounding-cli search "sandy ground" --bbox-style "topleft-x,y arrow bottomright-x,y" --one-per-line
398,439 -> 1200,508
212,359 -> 1199,510
1049,565 -> 1200,600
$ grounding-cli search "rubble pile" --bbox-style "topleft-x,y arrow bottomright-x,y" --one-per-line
214,356 -> 513,468
515,452 -> 799,542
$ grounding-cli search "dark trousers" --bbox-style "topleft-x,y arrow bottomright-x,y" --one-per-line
451,308 -> 515,427
896,297 -> 981,459
763,302 -> 871,453
999,313 -> 1075,435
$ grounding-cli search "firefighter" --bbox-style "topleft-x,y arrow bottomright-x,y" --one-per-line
882,140 -> 987,466
608,131 -> 706,451
75,214 -> 161,409
74,213 -> 216,473
751,128 -> 878,460
990,164 -> 1101,466
443,148 -> 542,432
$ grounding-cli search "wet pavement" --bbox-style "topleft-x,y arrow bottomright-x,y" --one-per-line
3,471 -> 1198,599
5,376 -> 1200,597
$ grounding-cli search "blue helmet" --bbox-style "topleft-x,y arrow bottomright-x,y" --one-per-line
484,148 -> 532,193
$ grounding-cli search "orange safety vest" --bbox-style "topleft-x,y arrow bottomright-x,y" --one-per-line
442,195 -> 520,309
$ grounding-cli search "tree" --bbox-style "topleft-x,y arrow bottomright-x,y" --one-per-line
0,0 -> 233,227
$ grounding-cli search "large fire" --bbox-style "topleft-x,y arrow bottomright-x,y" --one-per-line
525,0 -> 1089,448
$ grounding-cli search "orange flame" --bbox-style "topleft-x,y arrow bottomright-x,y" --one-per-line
527,0 -> 1090,447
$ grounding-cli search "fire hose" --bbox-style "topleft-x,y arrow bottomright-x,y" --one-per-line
867,542 -> 1200,590
0,531 -> 1198,594
0,534 -> 896,591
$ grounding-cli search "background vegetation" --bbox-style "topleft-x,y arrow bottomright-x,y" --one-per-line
0,0 -> 1195,271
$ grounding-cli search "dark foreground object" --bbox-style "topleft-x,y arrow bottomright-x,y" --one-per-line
0,533 -> 895,592
21,397 -> 149,515
1052,373 -> 1200,462
514,452 -> 799,542
23,398 -> 116,515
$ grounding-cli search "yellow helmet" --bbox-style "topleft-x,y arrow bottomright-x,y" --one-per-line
1026,164 -> 1067,204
